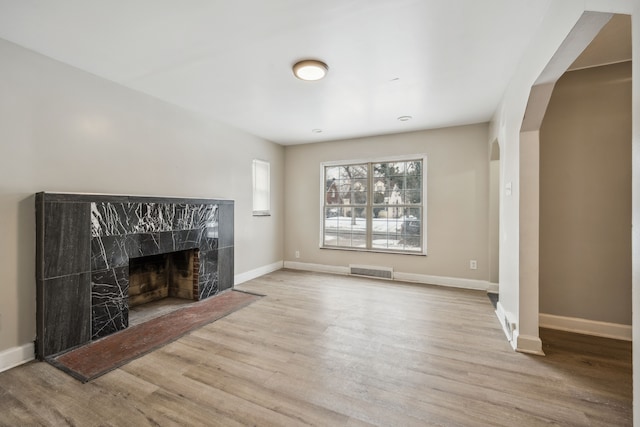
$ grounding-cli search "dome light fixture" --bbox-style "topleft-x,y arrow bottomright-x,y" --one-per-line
293,60 -> 328,81
397,115 -> 413,122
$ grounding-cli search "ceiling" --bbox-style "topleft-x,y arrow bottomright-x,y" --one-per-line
568,14 -> 632,71
0,0 -> 557,145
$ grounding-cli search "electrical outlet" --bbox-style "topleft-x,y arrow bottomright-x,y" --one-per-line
295,250 -> 300,259
470,260 -> 477,270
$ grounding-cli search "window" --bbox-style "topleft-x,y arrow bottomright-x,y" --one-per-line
252,159 -> 270,216
321,155 -> 426,254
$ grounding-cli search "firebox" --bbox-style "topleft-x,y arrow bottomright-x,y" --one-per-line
35,192 -> 234,360
128,249 -> 199,306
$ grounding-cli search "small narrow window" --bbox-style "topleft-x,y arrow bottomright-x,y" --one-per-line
252,159 -> 270,216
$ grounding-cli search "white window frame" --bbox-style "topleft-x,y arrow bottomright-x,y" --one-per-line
252,159 -> 271,216
319,154 -> 427,255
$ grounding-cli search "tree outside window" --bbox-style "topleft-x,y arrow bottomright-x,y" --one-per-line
322,156 -> 425,254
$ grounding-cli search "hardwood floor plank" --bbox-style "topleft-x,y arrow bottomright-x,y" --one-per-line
121,358 -> 303,426
182,363 -> 350,426
0,269 -> 632,426
263,371 -> 434,427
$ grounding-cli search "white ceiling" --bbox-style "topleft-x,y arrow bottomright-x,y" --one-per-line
0,0 -> 554,145
569,14 -> 632,71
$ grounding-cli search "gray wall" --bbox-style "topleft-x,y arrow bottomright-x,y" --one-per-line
284,124 -> 490,280
0,38 -> 284,354
539,61 -> 632,325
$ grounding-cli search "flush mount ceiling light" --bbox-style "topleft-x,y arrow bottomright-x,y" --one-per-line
397,115 -> 413,122
293,60 -> 328,81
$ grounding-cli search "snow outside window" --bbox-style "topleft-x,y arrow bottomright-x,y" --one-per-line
253,159 -> 270,216
321,156 -> 426,254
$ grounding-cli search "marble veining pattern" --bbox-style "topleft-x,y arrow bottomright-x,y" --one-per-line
198,250 -> 219,300
36,193 -> 233,359
89,202 -> 220,340
91,267 -> 129,339
91,203 -> 218,237
92,301 -> 128,339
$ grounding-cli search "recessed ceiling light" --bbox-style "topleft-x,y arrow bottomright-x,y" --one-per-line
312,129 -> 323,133
293,60 -> 328,81
397,115 -> 412,122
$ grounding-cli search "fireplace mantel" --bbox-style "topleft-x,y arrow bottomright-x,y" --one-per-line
35,192 -> 234,359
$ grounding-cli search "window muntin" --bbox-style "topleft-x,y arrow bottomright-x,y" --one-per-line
321,156 -> 425,254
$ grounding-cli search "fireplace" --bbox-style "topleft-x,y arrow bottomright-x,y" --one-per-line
129,249 -> 199,306
35,193 -> 234,359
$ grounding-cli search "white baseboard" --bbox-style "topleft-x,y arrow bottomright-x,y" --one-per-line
234,260 -> 283,285
514,332 -> 545,356
495,301 -> 518,343
394,271 -> 494,292
494,302 -> 545,355
539,313 -> 632,341
283,261 -> 495,292
495,301 -> 510,341
0,343 -> 35,373
284,261 -> 350,275
487,282 -> 499,293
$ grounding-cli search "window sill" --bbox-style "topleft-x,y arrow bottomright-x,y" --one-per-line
320,246 -> 427,256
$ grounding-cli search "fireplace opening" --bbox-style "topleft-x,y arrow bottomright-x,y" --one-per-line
128,249 -> 199,325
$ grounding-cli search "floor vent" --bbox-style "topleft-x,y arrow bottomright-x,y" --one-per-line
349,264 -> 393,280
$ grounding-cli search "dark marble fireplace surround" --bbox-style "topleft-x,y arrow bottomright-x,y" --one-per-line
35,193 -> 234,360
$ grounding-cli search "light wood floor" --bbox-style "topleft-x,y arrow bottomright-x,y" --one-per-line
0,269 -> 632,426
